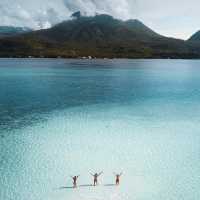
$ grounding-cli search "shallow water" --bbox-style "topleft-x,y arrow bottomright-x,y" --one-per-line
0,59 -> 200,200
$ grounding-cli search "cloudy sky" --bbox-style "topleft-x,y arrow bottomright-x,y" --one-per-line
0,0 -> 199,39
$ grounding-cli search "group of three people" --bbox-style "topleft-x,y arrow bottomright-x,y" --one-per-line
71,172 -> 123,188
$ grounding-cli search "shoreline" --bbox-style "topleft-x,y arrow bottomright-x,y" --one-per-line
0,56 -> 200,60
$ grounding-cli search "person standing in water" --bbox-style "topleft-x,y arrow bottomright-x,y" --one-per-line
114,172 -> 123,185
90,172 -> 103,186
71,175 -> 79,188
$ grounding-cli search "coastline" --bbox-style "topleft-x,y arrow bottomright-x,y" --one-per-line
1,55 -> 200,59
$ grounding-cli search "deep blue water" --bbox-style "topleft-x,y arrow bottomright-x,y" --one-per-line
1,58 -> 200,131
0,59 -> 200,200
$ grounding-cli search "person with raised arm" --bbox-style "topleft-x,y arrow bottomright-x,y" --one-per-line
114,172 -> 123,185
90,171 -> 103,186
70,175 -> 79,188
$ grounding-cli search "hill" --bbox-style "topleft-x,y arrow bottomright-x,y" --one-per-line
0,14 -> 200,58
188,31 -> 200,42
0,26 -> 32,38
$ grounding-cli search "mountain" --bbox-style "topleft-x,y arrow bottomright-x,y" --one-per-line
0,26 -> 32,38
0,14 -> 200,58
188,31 -> 200,42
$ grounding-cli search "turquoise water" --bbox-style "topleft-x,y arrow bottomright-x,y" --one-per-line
0,59 -> 200,200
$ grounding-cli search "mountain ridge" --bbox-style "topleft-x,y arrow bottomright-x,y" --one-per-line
188,30 -> 200,42
0,26 -> 32,38
0,14 -> 200,58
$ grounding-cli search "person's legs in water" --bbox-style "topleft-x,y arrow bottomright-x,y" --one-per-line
72,176 -> 79,188
116,178 -> 119,185
94,178 -> 97,186
73,178 -> 77,188
115,175 -> 120,185
73,182 -> 76,188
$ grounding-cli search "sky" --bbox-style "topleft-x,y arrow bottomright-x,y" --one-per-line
0,0 -> 200,40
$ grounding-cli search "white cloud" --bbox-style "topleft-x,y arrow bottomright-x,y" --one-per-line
63,0 -> 136,19
0,0 -> 199,39
0,0 -> 68,29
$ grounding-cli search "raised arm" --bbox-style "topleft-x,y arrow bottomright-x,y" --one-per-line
98,171 -> 103,176
119,172 -> 123,176
90,173 -> 94,176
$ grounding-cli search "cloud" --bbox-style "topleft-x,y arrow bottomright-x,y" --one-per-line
63,0 -> 136,19
34,8 -> 63,29
0,0 -> 68,29
0,0 -> 200,39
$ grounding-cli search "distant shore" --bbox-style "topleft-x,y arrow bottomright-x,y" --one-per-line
1,55 -> 200,59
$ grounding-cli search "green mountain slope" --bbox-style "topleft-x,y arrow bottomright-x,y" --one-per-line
0,14 -> 200,58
